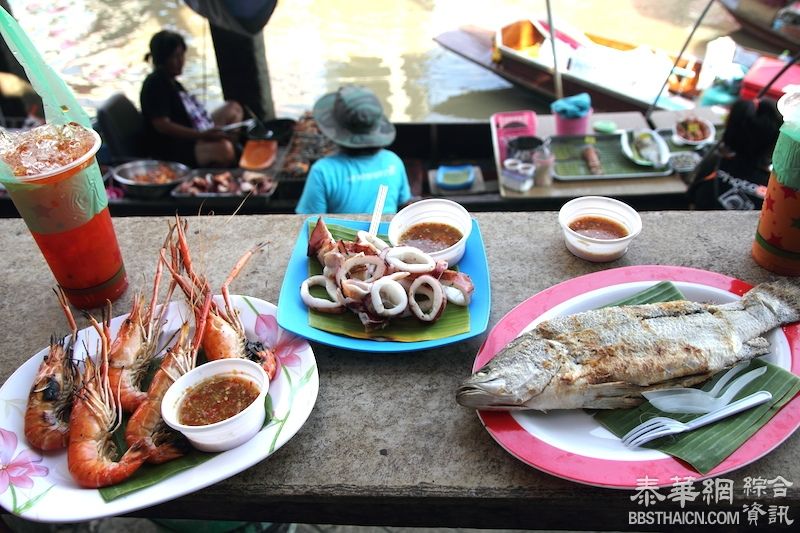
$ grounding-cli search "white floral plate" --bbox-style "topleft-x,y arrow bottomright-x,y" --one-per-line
0,295 -> 319,523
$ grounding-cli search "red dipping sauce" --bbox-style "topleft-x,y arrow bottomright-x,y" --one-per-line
568,215 -> 629,240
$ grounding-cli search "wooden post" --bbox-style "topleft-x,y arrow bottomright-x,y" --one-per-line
209,24 -> 275,121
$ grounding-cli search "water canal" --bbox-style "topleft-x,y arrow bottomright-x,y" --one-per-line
8,0 -> 749,122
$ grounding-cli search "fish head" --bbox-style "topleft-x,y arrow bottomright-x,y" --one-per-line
456,335 -> 563,410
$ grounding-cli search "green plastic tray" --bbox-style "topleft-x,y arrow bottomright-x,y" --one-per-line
551,133 -> 674,181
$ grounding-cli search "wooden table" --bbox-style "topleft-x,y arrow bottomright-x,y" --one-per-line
0,211 -> 796,531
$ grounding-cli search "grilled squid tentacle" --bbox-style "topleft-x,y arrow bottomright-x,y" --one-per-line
301,275 -> 345,313
408,275 -> 447,322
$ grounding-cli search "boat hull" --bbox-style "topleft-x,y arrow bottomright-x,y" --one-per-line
493,20 -> 700,113
719,0 -> 800,52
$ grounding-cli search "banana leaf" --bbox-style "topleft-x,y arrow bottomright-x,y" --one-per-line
98,394 -> 273,502
306,222 -> 470,341
594,282 -> 800,474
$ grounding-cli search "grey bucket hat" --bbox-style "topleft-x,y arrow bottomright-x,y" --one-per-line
312,85 -> 396,148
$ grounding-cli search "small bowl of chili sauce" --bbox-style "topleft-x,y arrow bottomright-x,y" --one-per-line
161,359 -> 269,452
558,196 -> 642,262
387,198 -> 473,267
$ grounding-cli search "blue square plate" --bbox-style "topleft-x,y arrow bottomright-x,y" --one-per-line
277,217 -> 491,352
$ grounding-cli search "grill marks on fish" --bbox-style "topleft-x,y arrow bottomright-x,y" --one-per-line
457,279 -> 800,411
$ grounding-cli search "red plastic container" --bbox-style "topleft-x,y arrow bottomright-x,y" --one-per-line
740,56 -> 800,101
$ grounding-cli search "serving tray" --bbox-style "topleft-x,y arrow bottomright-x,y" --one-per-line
551,133 -> 674,181
170,168 -> 277,210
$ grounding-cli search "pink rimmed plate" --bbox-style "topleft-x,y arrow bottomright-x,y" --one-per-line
473,266 -> 800,488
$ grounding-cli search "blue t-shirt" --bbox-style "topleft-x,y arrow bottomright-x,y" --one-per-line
295,149 -> 411,214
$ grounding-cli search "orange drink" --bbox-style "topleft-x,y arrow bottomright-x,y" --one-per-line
752,92 -> 800,275
0,122 -> 127,308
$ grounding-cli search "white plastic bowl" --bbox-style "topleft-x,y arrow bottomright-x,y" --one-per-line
672,117 -> 716,146
387,198 -> 472,267
161,359 -> 269,452
558,196 -> 642,262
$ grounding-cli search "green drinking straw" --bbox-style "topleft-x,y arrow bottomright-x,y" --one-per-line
0,6 -> 106,223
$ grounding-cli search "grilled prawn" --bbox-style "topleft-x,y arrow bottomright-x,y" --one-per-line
67,308 -> 152,488
24,288 -> 79,451
166,217 -> 277,379
108,231 -> 176,413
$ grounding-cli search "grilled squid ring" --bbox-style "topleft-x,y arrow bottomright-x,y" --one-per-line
356,230 -> 390,252
370,272 -> 410,317
300,275 -> 345,313
408,275 -> 446,322
336,253 -> 387,286
385,246 -> 436,274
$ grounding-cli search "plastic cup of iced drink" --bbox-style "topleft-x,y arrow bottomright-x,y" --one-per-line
0,122 -> 127,308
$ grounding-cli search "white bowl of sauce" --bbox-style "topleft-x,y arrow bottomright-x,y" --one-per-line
558,196 -> 642,262
387,198 -> 472,267
161,358 -> 269,452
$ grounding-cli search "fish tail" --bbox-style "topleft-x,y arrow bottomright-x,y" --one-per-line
743,278 -> 800,325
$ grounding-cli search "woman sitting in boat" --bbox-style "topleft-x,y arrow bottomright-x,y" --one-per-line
688,97 -> 782,211
140,30 -> 243,167
295,85 -> 411,214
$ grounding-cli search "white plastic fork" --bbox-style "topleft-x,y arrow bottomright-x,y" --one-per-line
622,390 -> 773,449
643,361 -> 749,402
643,365 -> 767,413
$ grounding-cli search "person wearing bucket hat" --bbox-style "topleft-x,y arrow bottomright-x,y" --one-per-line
295,85 -> 411,214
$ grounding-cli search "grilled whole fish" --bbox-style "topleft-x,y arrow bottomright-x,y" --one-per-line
457,279 -> 800,411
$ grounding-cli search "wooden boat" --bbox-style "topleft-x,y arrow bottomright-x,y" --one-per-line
434,21 -> 705,113
490,19 -> 704,113
719,0 -> 800,52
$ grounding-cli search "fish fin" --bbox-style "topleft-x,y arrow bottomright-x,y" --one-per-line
584,396 -> 644,409
740,337 -> 770,357
580,371 -> 716,409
